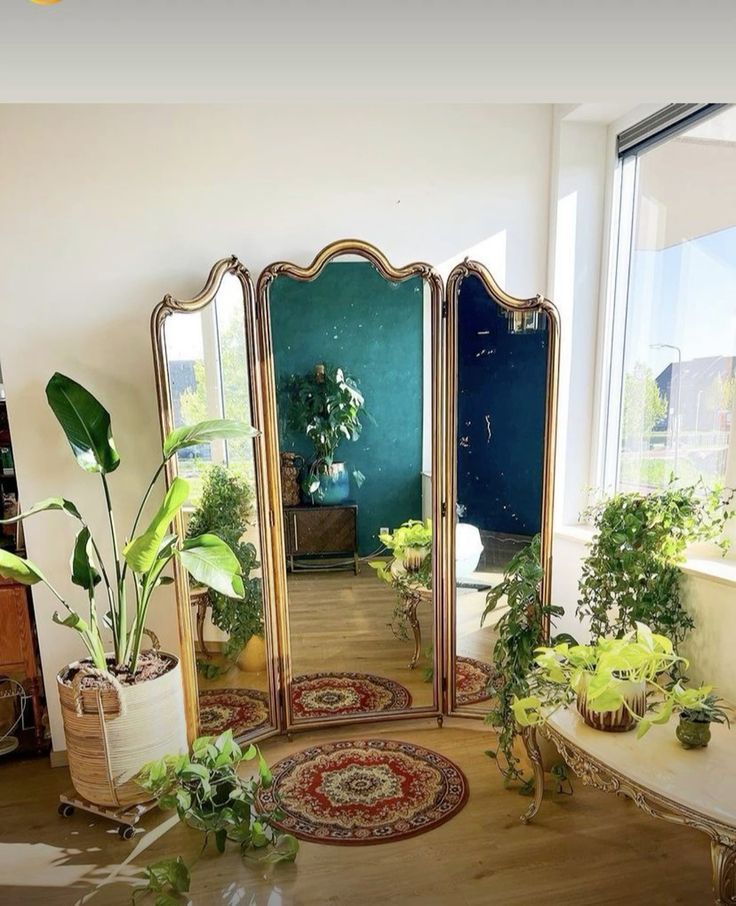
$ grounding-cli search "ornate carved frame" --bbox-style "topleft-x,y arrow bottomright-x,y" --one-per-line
443,260 -> 560,717
256,239 -> 445,732
522,724 -> 736,904
151,256 -> 282,745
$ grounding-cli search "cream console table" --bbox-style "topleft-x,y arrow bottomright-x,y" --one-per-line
522,709 -> 736,904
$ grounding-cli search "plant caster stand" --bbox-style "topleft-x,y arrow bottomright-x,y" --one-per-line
58,791 -> 157,840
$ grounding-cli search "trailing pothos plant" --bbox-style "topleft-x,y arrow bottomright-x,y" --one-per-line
136,729 -> 298,899
577,479 -> 735,650
0,373 -> 256,676
279,362 -> 367,501
481,535 -> 573,792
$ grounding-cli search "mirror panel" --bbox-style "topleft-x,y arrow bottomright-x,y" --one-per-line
447,264 -> 557,716
152,261 -> 279,743
260,243 -> 442,728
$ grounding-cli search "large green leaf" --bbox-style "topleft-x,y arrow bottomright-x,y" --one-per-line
163,419 -> 258,460
177,534 -> 244,599
45,373 -> 120,474
123,478 -> 189,574
0,549 -> 47,586
70,526 -> 101,592
0,496 -> 81,524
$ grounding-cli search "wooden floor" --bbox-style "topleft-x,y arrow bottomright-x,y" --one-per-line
0,721 -> 712,905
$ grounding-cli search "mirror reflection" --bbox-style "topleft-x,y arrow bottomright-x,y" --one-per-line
163,273 -> 271,739
269,255 -> 436,722
453,273 -> 549,714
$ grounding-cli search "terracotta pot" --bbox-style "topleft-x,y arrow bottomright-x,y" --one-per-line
576,676 -> 647,732
676,717 -> 711,749
57,653 -> 188,808
236,634 -> 267,673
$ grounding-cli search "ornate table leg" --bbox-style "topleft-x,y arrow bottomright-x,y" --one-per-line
711,841 -> 736,904
196,601 -> 208,657
404,592 -> 421,669
520,725 -> 545,824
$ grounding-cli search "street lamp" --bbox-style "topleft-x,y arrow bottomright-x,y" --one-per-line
650,343 -> 682,473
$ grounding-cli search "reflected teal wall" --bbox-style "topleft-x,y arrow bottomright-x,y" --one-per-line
270,261 -> 423,555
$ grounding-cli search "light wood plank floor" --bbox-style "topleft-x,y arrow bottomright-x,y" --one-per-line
0,721 -> 711,905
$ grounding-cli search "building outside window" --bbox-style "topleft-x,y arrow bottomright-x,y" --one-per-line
606,105 -> 736,496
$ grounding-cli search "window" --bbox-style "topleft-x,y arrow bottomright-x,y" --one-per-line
605,105 -> 736,495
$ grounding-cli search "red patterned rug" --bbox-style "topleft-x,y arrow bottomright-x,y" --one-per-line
291,672 -> 412,719
456,656 -> 498,706
199,688 -> 270,737
258,738 -> 468,845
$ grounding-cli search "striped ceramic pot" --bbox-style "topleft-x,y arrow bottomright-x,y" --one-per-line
576,676 -> 647,732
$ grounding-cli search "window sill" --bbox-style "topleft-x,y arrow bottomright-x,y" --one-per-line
553,524 -> 736,589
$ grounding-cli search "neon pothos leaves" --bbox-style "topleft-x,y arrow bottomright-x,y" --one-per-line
0,549 -> 47,586
70,526 -> 101,592
45,372 -> 120,474
177,534 -> 244,599
0,496 -> 81,524
163,419 -> 258,460
123,479 -> 189,574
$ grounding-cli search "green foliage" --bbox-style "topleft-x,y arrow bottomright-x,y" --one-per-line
621,362 -> 668,446
480,535 -> 568,791
671,686 -> 731,726
280,363 -> 367,500
513,623 -> 688,738
577,479 -> 735,649
132,857 -> 190,906
0,373 -> 253,675
187,465 -> 263,661
137,730 -> 298,863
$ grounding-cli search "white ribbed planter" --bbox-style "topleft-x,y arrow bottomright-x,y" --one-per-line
57,653 -> 188,808
576,676 -> 647,733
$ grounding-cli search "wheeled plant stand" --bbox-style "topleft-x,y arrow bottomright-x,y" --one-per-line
57,790 -> 157,840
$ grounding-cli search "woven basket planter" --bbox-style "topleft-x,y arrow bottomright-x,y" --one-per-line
57,653 -> 188,808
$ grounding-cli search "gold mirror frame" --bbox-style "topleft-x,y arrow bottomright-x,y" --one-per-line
443,259 -> 560,718
151,256 -> 282,744
256,239 -> 445,731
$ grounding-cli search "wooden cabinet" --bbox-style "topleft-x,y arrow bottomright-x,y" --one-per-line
0,578 -> 45,749
283,504 -> 358,573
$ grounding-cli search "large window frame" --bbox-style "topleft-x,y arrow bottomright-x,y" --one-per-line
600,104 -> 736,506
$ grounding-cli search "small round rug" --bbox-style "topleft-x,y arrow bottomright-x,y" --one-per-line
456,656 -> 497,706
258,738 -> 468,845
199,688 -> 270,737
291,672 -> 412,719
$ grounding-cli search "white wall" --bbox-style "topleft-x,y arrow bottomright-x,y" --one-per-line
0,103 -> 552,751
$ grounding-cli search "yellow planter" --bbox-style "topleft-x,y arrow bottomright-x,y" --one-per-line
237,634 -> 267,673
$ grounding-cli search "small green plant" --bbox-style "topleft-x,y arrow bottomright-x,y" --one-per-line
138,730 -> 298,860
187,465 -> 263,667
280,363 -> 367,500
0,373 -> 254,676
512,623 -> 690,738
480,535 -> 570,791
671,686 -> 731,726
577,479 -> 734,649
132,857 -> 190,905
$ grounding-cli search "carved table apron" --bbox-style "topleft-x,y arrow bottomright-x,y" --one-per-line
521,709 -> 736,905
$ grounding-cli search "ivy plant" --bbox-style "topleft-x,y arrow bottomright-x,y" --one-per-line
577,479 -> 734,649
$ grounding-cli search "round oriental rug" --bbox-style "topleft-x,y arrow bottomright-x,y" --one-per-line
198,688 -> 270,737
258,738 -> 468,845
455,656 -> 497,706
291,672 -> 412,719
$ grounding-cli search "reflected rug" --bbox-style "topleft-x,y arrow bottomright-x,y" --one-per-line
456,656 -> 497,706
258,738 -> 468,845
199,688 -> 270,737
291,672 -> 412,719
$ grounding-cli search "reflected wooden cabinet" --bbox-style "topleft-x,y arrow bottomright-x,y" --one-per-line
284,504 -> 358,574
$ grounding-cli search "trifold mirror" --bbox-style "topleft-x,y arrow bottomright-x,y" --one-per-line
151,242 -> 558,744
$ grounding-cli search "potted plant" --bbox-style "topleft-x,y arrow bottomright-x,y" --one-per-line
512,623 -> 687,734
0,373 -> 255,808
186,465 -> 265,673
577,480 -> 734,652
280,362 -> 366,505
671,685 -> 731,749
481,535 -> 571,790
